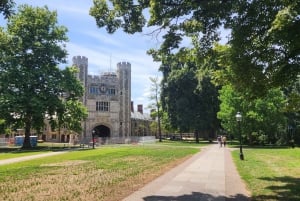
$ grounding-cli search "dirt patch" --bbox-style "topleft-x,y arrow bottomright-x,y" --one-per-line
40,160 -> 90,167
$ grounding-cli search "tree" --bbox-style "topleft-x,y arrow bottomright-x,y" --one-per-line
90,0 -> 300,97
283,76 -> 300,145
0,5 -> 86,148
157,49 -> 220,141
0,0 -> 15,19
218,84 -> 287,145
227,1 -> 300,96
148,76 -> 162,142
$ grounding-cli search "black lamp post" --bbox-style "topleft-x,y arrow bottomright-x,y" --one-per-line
92,130 -> 95,149
236,112 -> 244,160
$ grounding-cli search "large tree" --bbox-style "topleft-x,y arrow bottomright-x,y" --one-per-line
157,48 -> 220,138
90,0 -> 300,96
0,5 -> 87,148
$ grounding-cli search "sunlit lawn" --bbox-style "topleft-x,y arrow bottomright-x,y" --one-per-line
232,147 -> 300,201
0,144 -> 198,201
157,138 -> 212,147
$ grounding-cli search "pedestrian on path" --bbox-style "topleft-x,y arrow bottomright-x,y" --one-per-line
223,135 -> 227,147
217,135 -> 222,147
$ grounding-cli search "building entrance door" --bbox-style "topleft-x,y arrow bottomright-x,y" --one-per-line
93,125 -> 110,137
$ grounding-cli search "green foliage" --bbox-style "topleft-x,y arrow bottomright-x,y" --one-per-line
218,85 -> 287,145
159,53 -> 220,135
90,0 -> 300,97
0,0 -> 15,19
0,5 -> 86,148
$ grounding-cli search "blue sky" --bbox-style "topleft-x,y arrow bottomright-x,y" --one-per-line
1,0 -> 163,113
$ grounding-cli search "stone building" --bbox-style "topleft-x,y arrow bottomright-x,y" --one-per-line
72,55 -> 131,141
131,102 -> 153,137
5,55 -> 154,144
72,55 -> 153,143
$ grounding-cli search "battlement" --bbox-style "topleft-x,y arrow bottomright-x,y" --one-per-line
87,75 -> 101,82
117,61 -> 131,69
72,56 -> 88,65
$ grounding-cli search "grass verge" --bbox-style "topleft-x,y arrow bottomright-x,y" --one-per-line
232,148 -> 300,201
0,144 -> 198,201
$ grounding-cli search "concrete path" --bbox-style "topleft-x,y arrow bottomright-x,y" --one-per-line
0,151 -> 66,165
123,143 -> 250,201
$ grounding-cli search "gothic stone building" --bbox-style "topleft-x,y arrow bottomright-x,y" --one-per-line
72,56 -> 153,143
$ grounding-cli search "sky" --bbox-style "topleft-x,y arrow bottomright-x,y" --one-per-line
1,0 -> 163,113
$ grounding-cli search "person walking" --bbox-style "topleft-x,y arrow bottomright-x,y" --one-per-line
217,136 -> 222,147
222,136 -> 227,147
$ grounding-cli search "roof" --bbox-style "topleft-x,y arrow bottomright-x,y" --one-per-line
131,112 -> 152,121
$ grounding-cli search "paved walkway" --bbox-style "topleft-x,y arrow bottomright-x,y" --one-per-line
123,143 -> 250,201
0,151 -> 66,165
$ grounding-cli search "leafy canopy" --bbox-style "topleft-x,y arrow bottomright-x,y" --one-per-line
90,0 -> 300,96
0,5 -> 87,148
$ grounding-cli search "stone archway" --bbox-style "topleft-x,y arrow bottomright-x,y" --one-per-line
93,125 -> 110,138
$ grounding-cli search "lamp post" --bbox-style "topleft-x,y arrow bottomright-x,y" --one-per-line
236,112 -> 244,160
92,130 -> 95,149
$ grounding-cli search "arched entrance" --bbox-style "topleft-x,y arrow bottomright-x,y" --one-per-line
93,125 -> 110,138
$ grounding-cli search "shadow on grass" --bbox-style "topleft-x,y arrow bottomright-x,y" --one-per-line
230,144 -> 293,150
143,192 -> 250,201
252,176 -> 300,201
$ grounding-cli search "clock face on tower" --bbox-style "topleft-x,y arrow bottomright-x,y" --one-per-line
100,85 -> 106,93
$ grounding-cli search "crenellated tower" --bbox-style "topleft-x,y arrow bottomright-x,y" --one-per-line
117,62 -> 131,137
72,56 -> 88,137
72,56 -> 88,90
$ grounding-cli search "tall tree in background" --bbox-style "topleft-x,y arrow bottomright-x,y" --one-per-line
148,76 -> 162,142
157,47 -> 220,139
0,5 -> 87,148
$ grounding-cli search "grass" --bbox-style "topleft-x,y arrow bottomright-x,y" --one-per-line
0,139 -> 203,160
232,147 -> 300,201
0,144 -> 198,201
157,139 -> 212,147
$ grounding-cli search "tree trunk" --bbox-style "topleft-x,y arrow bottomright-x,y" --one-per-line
195,130 -> 199,144
22,117 -> 32,149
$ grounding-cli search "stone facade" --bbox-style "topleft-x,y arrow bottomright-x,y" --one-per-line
72,56 -> 131,140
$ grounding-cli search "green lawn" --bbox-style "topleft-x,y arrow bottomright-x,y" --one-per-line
232,147 -> 300,201
0,144 -> 198,201
0,140 -> 204,160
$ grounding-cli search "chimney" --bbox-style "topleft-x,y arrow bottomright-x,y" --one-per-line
137,104 -> 143,114
131,101 -> 134,112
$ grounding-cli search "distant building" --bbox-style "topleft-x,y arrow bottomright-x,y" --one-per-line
71,56 -> 153,143
131,102 -> 153,137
